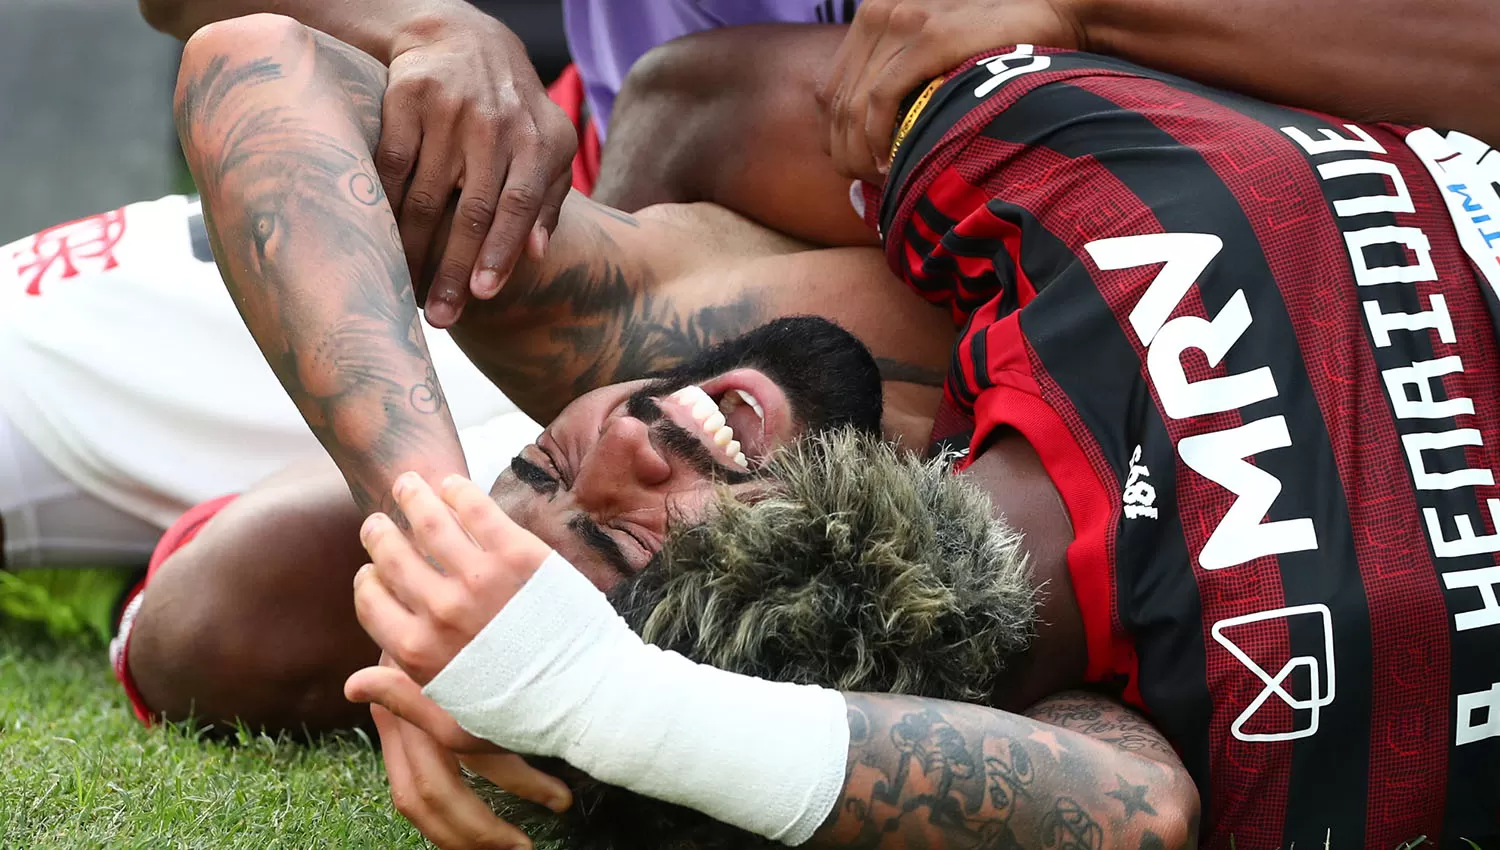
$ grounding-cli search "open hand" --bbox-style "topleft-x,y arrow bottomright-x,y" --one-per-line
818,0 -> 1083,181
368,694 -> 570,850
353,472 -> 551,684
380,7 -> 577,327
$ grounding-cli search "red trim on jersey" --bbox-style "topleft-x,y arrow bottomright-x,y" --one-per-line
962,315 -> 1118,684
544,64 -> 600,195
112,494 -> 239,726
883,55 -> 1138,285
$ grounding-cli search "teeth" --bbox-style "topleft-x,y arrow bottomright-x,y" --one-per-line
668,384 -> 756,470
671,385 -> 716,410
732,389 -> 765,422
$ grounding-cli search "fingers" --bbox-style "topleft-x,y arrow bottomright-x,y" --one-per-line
353,559 -> 423,665
438,475 -> 532,557
471,148 -> 550,300
376,88 -> 422,220
461,752 -> 572,814
346,665 -> 496,754
360,509 -> 444,611
823,6 -> 882,174
844,31 -> 908,181
429,152 -> 503,321
527,170 -> 570,263
400,129 -> 464,327
378,706 -> 533,850
393,472 -> 483,573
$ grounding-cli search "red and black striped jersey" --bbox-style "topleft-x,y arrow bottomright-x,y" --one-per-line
872,47 -> 1500,849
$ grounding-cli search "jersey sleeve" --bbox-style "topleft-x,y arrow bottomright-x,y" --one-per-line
874,47 -> 1149,324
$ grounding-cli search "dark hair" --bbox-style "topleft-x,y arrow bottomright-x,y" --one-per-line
474,429 -> 1036,849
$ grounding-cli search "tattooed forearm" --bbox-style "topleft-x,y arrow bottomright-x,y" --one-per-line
175,19 -> 465,516
815,693 -> 1199,850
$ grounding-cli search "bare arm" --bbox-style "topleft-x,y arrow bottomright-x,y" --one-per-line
142,0 -> 461,64
176,15 -> 466,518
177,16 -> 951,488
815,691 -> 1199,850
1082,0 -> 1500,144
595,25 -> 878,249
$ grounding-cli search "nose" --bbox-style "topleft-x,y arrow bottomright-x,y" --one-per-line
571,415 -> 673,511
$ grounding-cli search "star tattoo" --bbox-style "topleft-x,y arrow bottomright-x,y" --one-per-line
1105,774 -> 1157,819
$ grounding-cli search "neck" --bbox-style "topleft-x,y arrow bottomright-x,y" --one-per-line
879,382 -> 942,450
960,429 -> 1088,709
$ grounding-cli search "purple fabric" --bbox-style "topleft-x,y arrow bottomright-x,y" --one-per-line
563,0 -> 861,138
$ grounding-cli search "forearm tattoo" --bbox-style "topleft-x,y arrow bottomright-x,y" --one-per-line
818,692 -> 1199,850
175,28 -> 459,517
453,208 -> 765,422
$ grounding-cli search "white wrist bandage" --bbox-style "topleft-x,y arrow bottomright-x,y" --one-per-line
422,551 -> 849,845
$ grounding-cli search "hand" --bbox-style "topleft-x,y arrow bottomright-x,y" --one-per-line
369,692 -> 571,850
354,472 -> 551,684
380,7 -> 577,328
818,0 -> 1084,182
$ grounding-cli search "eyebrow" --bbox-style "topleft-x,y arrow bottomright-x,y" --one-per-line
568,514 -> 634,578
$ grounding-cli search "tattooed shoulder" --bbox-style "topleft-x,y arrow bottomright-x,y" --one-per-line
1024,691 -> 1181,765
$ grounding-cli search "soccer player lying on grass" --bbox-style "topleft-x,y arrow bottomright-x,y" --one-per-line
141,13 -> 1500,850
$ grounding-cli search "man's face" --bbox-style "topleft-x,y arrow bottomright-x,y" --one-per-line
488,317 -> 884,590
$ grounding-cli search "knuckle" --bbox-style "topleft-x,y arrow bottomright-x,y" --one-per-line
498,183 -> 543,216
428,591 -> 465,628
413,512 -> 446,541
389,787 -> 418,817
435,258 -> 473,290
403,189 -> 444,222
410,773 -> 445,805
396,637 -> 434,674
376,147 -> 414,177
457,195 -> 498,233
888,3 -> 928,32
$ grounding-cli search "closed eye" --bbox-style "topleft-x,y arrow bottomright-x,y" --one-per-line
510,455 -> 558,495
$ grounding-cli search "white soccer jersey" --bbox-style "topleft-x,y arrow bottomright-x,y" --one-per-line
0,194 -> 538,528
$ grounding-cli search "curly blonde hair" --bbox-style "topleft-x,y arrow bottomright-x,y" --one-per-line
475,428 -> 1036,849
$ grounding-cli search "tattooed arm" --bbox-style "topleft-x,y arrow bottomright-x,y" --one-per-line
176,14 -> 461,518
817,691 -> 1199,850
177,16 -> 953,474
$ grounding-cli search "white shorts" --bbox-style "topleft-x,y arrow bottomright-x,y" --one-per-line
0,411 -> 160,568
0,195 -> 528,531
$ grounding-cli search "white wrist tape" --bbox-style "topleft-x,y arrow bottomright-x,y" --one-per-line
423,551 -> 849,845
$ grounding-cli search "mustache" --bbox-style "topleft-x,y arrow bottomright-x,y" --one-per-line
627,392 -> 753,485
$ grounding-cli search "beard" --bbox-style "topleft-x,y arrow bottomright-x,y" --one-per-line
631,315 -> 886,439
471,429 -> 1037,850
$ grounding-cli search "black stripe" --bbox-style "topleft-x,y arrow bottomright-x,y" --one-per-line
987,81 -> 1373,843
1185,84 -> 1500,844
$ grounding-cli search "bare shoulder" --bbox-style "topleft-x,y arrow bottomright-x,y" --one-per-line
635,200 -> 813,259
1025,690 -> 1183,768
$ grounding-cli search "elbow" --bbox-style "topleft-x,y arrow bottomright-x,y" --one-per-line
175,14 -> 308,109
1153,768 -> 1203,850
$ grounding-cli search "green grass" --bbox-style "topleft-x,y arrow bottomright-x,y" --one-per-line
0,571 -> 428,849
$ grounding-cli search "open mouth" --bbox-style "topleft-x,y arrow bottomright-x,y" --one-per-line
656,370 -> 789,473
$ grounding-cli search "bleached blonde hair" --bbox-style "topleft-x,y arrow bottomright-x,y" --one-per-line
477,428 -> 1037,849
